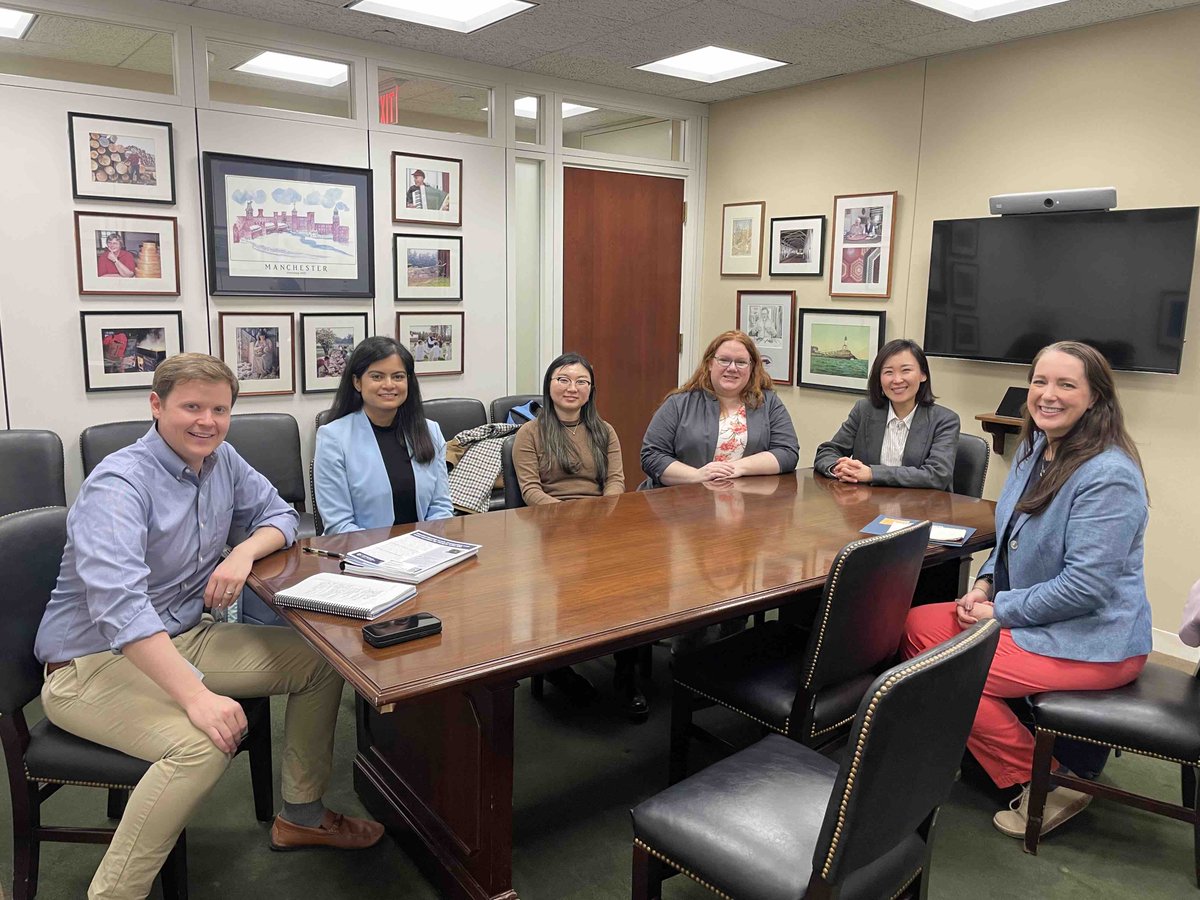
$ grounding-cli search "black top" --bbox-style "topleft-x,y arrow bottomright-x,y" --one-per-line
993,453 -> 1047,593
370,420 -> 419,526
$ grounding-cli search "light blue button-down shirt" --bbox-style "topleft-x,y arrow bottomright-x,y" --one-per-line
35,426 -> 298,663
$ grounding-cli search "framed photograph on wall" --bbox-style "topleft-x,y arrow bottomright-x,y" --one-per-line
396,311 -> 464,376
74,212 -> 180,296
218,312 -> 296,396
829,191 -> 898,298
768,215 -> 825,276
393,234 -> 462,301
796,308 -> 886,394
299,312 -> 369,393
720,201 -> 765,276
202,152 -> 374,298
392,152 -> 462,227
68,112 -> 175,204
79,310 -> 183,393
737,290 -> 796,384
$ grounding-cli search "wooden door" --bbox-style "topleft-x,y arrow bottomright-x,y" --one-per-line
563,168 -> 684,488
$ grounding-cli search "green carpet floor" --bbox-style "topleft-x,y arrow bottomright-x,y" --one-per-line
3,648 -> 1195,899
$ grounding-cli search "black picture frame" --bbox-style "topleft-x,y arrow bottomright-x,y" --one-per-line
299,312 -> 370,393
79,310 -> 184,393
68,112 -> 176,205
768,215 -> 826,276
202,152 -> 374,298
795,308 -> 886,394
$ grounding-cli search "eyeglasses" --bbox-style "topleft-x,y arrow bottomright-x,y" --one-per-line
713,357 -> 751,370
553,376 -> 592,389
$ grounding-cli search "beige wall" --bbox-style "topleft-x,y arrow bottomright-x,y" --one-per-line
701,7 -> 1200,649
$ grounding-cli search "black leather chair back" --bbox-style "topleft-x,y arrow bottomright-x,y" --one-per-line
0,430 -> 66,516
0,507 -> 68,716
424,397 -> 486,442
315,409 -> 332,429
490,394 -> 540,425
501,433 -> 525,509
225,413 -> 305,506
812,619 -> 1000,886
801,521 -> 932,695
953,433 -> 990,499
80,420 -> 150,477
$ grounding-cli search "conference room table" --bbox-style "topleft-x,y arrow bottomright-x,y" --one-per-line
248,470 -> 997,900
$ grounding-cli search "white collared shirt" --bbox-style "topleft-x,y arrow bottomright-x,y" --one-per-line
880,405 -> 916,468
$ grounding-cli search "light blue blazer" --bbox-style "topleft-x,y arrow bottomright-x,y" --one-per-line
979,437 -> 1150,662
314,410 -> 454,535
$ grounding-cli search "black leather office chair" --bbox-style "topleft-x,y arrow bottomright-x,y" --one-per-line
310,410 -> 333,538
0,429 -> 66,516
632,619 -> 1001,900
952,432 -> 990,499
0,508 -> 274,900
490,394 -> 540,425
1024,663 -> 1200,885
226,413 -> 315,539
424,397 -> 487,442
80,420 -> 149,477
669,521 -> 933,783
500,433 -> 524,510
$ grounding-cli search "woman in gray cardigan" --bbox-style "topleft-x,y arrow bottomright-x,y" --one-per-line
641,330 -> 799,487
813,338 -> 959,490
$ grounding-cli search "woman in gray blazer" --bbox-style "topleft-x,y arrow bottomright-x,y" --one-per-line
640,330 -> 799,487
813,338 -> 959,490
903,341 -> 1150,841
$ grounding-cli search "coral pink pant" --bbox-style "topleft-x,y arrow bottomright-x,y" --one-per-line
902,603 -> 1146,788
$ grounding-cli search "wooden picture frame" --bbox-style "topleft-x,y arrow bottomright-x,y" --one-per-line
393,234 -> 463,301
300,312 -> 369,393
392,152 -> 462,227
829,191 -> 898,298
217,312 -> 296,396
79,310 -> 183,393
68,112 -> 175,205
768,215 -> 825,277
74,212 -> 180,296
720,201 -> 765,276
396,311 -> 464,376
796,308 -> 886,393
737,290 -> 797,384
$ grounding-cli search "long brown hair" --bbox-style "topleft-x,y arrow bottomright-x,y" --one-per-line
537,352 -> 608,487
1016,341 -> 1145,515
673,330 -> 774,409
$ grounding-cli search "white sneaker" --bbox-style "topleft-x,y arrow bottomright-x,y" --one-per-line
993,783 -> 1092,838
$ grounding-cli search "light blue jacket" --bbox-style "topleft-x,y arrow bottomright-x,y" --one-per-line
979,437 -> 1150,662
314,410 -> 454,535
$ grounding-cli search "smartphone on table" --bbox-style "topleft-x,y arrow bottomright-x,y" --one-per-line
362,612 -> 442,649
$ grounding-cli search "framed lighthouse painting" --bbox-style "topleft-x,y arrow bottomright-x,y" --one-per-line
202,152 -> 374,298
796,308 -> 885,393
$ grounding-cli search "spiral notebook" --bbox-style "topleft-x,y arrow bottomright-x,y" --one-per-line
274,572 -> 416,620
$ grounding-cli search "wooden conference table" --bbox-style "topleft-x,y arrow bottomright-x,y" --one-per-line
249,471 -> 997,900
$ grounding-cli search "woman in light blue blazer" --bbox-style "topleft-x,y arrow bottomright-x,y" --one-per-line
904,341 -> 1149,840
315,336 -> 453,535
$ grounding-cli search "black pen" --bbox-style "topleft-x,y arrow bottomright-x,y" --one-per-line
302,547 -> 345,560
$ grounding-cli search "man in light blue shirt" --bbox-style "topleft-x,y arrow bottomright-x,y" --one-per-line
36,353 -> 384,900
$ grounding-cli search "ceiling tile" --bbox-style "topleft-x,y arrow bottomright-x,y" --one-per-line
119,32 -> 176,74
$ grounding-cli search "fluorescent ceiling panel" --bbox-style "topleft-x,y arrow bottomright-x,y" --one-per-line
636,45 -> 785,84
561,102 -> 597,118
514,96 -> 538,119
346,0 -> 535,33
905,0 -> 1068,22
0,7 -> 36,39
234,50 -> 349,87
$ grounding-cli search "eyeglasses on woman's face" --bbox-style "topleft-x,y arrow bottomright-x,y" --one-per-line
552,376 -> 592,389
712,356 -> 750,370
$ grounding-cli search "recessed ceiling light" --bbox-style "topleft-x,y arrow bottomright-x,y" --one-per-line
635,45 -> 785,84
561,102 -> 597,118
906,0 -> 1068,22
0,7 -> 36,39
514,96 -> 539,118
346,0 -> 535,34
234,51 -> 349,87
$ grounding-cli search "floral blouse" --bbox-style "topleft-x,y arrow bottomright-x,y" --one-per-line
715,405 -> 748,462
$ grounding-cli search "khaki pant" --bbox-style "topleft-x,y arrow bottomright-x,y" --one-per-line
41,616 -> 344,900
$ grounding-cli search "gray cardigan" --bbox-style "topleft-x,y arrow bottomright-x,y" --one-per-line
812,399 -> 959,491
640,389 -> 800,485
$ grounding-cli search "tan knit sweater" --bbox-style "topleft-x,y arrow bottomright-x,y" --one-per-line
512,419 -> 625,506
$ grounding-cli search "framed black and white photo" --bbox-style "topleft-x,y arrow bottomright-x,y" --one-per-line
796,308 -> 886,393
396,311 -> 464,376
720,201 -> 765,276
80,310 -> 183,393
202,152 -> 374,298
68,112 -> 175,204
218,312 -> 296,396
300,312 -> 368,393
75,212 -> 180,296
768,215 -> 825,276
737,290 -> 796,384
829,191 -> 898,298
393,234 -> 462,301
392,152 -> 462,227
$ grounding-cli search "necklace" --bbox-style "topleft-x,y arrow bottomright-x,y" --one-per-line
1039,452 -> 1052,477
563,420 -> 581,436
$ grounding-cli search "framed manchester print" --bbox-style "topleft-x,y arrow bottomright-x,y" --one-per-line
829,191 -> 898,298
769,215 -> 825,277
299,312 -> 369,393
75,212 -> 180,296
68,112 -> 176,205
80,310 -> 183,393
796,308 -> 885,394
392,152 -> 462,227
202,152 -> 374,298
218,312 -> 296,396
737,290 -> 796,384
720,201 -> 765,276
393,234 -> 462,301
397,311 -> 464,376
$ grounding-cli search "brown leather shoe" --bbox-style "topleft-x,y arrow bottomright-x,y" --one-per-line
269,810 -> 385,851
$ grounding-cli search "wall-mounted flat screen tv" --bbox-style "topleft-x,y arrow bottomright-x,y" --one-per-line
924,208 -> 1198,374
